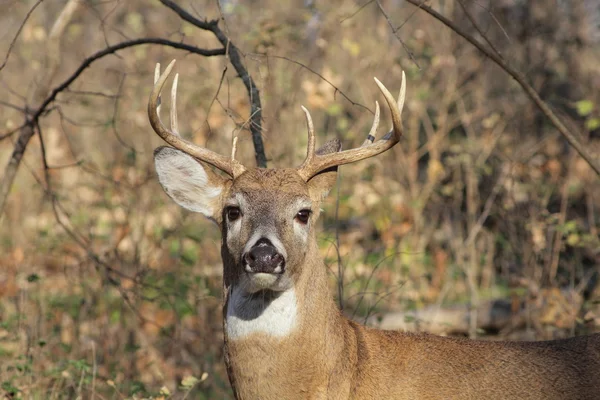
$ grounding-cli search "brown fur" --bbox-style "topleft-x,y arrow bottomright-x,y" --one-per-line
223,224 -> 600,399
154,147 -> 600,400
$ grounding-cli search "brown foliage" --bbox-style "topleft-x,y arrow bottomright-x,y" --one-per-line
0,0 -> 598,398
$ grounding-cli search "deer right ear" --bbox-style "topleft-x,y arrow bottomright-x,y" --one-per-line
154,146 -> 229,221
307,139 -> 342,201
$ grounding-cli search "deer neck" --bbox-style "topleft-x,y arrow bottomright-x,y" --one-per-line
222,237 -> 346,397
224,237 -> 339,340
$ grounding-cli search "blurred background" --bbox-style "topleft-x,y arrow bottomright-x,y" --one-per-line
1,0 -> 599,398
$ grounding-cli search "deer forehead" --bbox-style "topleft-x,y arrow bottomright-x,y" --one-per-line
225,168 -> 312,209
232,168 -> 308,191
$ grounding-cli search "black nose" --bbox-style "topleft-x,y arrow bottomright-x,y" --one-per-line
244,239 -> 285,274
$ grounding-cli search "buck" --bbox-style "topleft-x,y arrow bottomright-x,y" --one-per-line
149,60 -> 600,399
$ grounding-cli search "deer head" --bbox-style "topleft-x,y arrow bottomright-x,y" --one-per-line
150,59 -> 404,298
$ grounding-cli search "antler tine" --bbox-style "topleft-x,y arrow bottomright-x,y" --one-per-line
298,106 -> 316,171
381,71 -> 406,141
154,63 -> 162,116
170,72 -> 180,136
296,74 -> 405,182
149,60 -> 246,178
398,70 -> 406,114
361,101 -> 380,147
373,76 -> 403,140
231,135 -> 239,161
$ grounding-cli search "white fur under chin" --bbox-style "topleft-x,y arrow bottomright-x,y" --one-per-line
226,286 -> 297,340
249,273 -> 278,290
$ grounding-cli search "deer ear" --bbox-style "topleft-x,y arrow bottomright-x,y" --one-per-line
154,146 -> 229,221
307,139 -> 342,200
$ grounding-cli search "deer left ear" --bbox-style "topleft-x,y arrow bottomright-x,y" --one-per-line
307,139 -> 342,200
154,146 -> 229,221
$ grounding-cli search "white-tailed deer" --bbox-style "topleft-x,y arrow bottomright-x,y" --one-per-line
150,60 -> 600,399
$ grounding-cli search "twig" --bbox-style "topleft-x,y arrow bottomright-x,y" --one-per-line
0,38 -> 225,215
0,0 -> 79,215
110,74 -> 137,151
0,0 -> 44,71
160,0 -> 267,168
463,164 -> 510,247
375,0 -> 420,69
64,89 -> 119,98
352,251 -> 405,320
548,158 -> 572,283
32,39 -> 224,122
0,123 -> 25,141
340,0 -> 375,24
0,123 -> 35,214
363,282 -> 406,325
457,0 -> 503,59
36,120 -> 52,198
0,100 -> 25,112
471,1 -> 511,44
262,54 -> 371,113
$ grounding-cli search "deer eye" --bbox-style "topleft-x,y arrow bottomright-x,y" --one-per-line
226,207 -> 241,221
295,209 -> 311,224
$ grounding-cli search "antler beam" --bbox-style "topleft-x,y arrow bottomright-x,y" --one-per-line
148,60 -> 246,178
296,73 -> 406,181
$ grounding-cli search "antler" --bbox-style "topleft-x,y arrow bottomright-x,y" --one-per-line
296,73 -> 406,181
149,60 -> 246,178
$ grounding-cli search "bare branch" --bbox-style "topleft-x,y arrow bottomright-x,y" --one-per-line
110,73 -> 137,151
375,0 -> 420,69
0,38 -> 226,215
64,89 -> 119,99
261,54 -> 371,114
457,0 -> 503,60
0,122 -> 35,212
0,0 -> 79,216
0,0 -> 44,71
400,0 -> 600,176
340,0 -> 375,24
0,100 -> 25,112
33,39 -> 224,122
0,123 -> 24,141
34,0 -> 81,101
160,0 -> 267,168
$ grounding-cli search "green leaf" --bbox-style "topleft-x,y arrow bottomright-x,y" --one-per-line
181,375 -> 199,389
403,315 -> 416,323
326,103 -> 342,117
586,117 -> 600,131
159,386 -> 171,396
566,233 -> 580,246
575,100 -> 594,116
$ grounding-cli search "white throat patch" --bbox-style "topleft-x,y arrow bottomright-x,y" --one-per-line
226,286 -> 298,340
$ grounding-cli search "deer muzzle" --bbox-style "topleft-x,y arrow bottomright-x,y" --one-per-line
243,238 -> 286,275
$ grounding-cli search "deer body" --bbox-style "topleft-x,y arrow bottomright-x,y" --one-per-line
149,61 -> 600,399
226,274 -> 600,400
216,184 -> 600,399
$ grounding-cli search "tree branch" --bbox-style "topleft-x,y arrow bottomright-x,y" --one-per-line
399,0 -> 600,176
0,0 -> 44,72
0,0 -> 79,217
0,38 -> 225,215
31,38 -> 224,122
160,0 -> 267,168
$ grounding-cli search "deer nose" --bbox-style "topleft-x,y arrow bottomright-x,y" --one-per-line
244,239 -> 285,274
